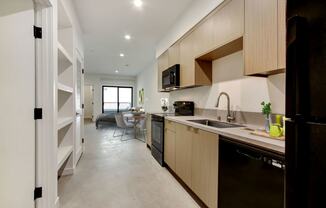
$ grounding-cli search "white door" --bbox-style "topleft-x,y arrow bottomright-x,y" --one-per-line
84,85 -> 94,120
0,3 -> 36,208
75,52 -> 85,164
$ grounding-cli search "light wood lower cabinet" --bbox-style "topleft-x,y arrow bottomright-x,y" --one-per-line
164,128 -> 176,171
191,128 -> 218,208
164,121 -> 218,208
175,123 -> 193,187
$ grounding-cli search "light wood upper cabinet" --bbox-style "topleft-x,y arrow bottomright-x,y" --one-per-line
278,0 -> 286,69
191,129 -> 218,208
212,0 -> 244,49
179,33 -> 196,87
157,50 -> 169,91
175,123 -> 193,187
168,42 -> 180,67
193,18 -> 214,57
244,0 -> 286,75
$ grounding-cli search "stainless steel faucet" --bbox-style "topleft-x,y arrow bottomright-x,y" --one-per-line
216,92 -> 235,122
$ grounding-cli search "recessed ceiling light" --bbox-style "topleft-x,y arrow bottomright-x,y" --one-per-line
115,70 -> 119,73
124,35 -> 131,40
120,53 -> 125,57
133,0 -> 143,8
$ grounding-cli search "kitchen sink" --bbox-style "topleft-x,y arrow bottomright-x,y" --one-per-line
187,119 -> 244,128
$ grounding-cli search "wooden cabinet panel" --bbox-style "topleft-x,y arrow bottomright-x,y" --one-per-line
278,0 -> 286,69
168,42 -> 180,67
212,0 -> 244,49
165,120 -> 175,132
244,0 -> 278,75
191,129 -> 218,208
164,128 -> 176,171
193,18 -> 214,57
179,33 -> 195,87
157,51 -> 169,91
175,123 -> 193,187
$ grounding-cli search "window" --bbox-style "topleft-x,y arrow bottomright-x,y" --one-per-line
102,86 -> 133,113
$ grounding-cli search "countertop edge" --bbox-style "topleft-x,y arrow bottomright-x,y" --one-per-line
165,116 -> 285,155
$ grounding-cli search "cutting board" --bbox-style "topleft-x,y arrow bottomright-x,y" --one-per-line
250,130 -> 285,140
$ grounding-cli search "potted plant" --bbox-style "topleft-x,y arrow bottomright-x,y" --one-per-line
261,101 -> 272,132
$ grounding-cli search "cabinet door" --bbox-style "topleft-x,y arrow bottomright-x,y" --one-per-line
179,33 -> 195,87
164,128 -> 176,171
191,129 -> 218,208
277,0 -> 286,69
193,18 -> 214,57
168,42 -> 180,67
175,123 -> 193,186
157,51 -> 169,91
212,0 -> 244,48
244,0 -> 278,75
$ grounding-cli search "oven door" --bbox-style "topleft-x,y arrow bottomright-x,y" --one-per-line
151,119 -> 164,152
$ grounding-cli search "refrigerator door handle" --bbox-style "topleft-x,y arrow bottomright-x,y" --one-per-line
286,16 -> 309,119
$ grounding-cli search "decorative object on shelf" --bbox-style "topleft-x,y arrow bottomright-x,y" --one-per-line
138,88 -> 144,105
160,98 -> 169,112
261,101 -> 272,133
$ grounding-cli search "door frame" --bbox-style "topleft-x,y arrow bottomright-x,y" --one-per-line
84,84 -> 94,120
101,85 -> 134,113
34,0 -> 56,207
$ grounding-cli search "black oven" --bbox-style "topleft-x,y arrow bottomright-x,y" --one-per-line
151,101 -> 194,166
151,115 -> 165,165
162,64 -> 180,90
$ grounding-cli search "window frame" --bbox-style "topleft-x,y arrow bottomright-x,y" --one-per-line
102,85 -> 133,113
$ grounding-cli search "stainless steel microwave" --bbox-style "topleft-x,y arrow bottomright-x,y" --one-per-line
162,64 -> 180,90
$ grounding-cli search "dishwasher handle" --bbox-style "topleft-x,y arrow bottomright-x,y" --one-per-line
236,149 -> 262,161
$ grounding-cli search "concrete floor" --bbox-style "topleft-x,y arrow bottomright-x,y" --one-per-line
58,121 -> 199,208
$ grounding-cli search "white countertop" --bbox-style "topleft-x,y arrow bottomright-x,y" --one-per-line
165,116 -> 285,155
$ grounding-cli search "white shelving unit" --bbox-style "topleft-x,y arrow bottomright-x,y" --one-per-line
56,0 -> 75,201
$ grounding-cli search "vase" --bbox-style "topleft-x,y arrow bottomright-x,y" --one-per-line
265,114 -> 272,133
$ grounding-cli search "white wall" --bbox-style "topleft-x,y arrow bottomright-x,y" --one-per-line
85,73 -> 137,120
136,61 -> 169,113
169,51 -> 285,114
156,0 -> 225,57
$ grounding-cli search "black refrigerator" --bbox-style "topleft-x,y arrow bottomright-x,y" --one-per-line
286,0 -> 326,208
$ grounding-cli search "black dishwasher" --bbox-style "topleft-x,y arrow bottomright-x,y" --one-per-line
219,137 -> 285,208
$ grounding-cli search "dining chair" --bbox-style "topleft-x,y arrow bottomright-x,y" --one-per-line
135,115 -> 147,142
114,113 -> 134,141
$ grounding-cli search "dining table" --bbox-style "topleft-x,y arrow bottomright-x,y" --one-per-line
122,112 -> 146,141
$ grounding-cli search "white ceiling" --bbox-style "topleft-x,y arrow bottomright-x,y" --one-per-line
72,0 -> 194,76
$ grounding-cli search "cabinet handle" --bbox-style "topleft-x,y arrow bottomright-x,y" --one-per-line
193,128 -> 199,133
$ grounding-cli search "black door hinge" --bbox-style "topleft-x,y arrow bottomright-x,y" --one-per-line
82,104 -> 84,109
82,138 -> 85,143
82,69 -> 85,74
34,26 -> 42,39
34,108 -> 43,120
34,187 -> 42,200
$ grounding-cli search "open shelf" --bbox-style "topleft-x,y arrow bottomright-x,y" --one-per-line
57,117 -> 73,130
58,82 -> 73,93
57,145 -> 73,171
58,42 -> 73,65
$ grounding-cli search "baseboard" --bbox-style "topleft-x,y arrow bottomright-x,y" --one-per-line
76,147 -> 83,165
165,165 -> 208,208
53,197 -> 60,208
62,167 -> 74,176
